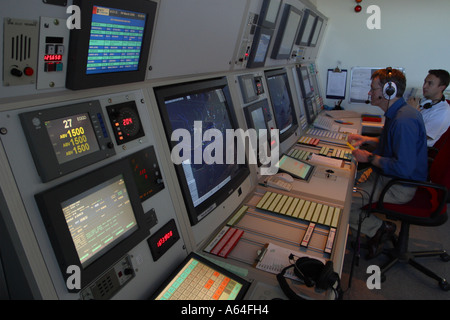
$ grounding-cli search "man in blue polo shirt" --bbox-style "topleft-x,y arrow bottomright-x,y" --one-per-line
348,68 -> 428,259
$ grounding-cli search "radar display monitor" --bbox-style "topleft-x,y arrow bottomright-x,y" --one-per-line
35,158 -> 150,291
155,77 -> 250,225
295,9 -> 317,46
271,4 -> 302,60
20,100 -> 116,182
151,252 -> 250,300
265,69 -> 298,143
66,0 -> 157,90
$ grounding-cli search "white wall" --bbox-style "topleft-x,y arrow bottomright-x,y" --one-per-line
315,0 -> 450,113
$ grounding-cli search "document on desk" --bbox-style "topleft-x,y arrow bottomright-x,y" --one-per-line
254,243 -> 326,280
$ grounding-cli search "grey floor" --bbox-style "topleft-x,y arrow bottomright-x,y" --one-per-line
340,205 -> 450,300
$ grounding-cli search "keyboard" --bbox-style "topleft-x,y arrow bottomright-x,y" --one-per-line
154,257 -> 243,300
313,115 -> 340,131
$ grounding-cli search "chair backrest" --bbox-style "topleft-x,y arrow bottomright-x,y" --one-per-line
429,129 -> 450,191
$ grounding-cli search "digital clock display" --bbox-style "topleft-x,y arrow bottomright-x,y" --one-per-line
44,54 -> 63,61
45,113 -> 100,164
148,219 -> 180,262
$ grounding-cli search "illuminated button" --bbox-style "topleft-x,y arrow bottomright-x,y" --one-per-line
24,67 -> 34,76
55,63 -> 63,72
44,63 -> 56,72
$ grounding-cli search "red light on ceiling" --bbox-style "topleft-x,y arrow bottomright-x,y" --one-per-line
354,5 -> 362,12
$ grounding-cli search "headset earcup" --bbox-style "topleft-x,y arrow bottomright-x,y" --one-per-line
383,81 -> 397,99
294,257 -> 323,287
316,261 -> 337,290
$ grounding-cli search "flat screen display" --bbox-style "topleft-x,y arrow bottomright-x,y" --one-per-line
278,154 -> 314,180
265,70 -> 298,142
45,113 -> 100,164
86,6 -> 146,75
155,77 -> 249,225
61,175 -> 138,267
253,32 -> 272,64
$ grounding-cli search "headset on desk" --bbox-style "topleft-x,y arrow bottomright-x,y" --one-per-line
276,255 -> 343,300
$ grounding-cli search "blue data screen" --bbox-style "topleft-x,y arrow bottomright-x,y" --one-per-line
86,6 -> 146,74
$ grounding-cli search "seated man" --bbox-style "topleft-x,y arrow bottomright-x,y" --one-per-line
408,69 -> 450,147
348,68 -> 428,259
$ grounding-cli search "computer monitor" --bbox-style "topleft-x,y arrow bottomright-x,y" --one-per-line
295,9 -> 317,46
66,0 -> 157,90
151,252 -> 250,300
264,69 -> 298,143
309,17 -> 323,47
258,0 -> 282,29
271,4 -> 302,60
296,65 -> 314,99
304,97 -> 316,124
154,77 -> 250,226
246,27 -> 273,68
34,158 -> 150,291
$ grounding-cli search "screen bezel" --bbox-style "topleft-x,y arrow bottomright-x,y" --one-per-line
295,9 -> 317,46
238,74 -> 258,103
296,65 -> 314,99
150,252 -> 251,300
154,77 -> 250,226
271,4 -> 302,60
264,68 -> 298,143
35,158 -> 150,291
66,0 -> 157,90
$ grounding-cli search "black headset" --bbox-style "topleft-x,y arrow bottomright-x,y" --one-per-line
276,256 -> 343,300
383,67 -> 397,100
420,95 -> 446,109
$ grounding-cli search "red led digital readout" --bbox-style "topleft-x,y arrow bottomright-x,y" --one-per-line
157,231 -> 173,248
44,54 -> 63,62
122,117 -> 133,126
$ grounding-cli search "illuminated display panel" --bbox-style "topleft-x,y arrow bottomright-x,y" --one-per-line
86,6 -> 146,75
34,158 -> 149,291
278,154 -> 314,181
44,54 -> 63,61
66,0 -> 157,90
45,113 -> 100,164
61,175 -> 138,267
151,252 -> 250,300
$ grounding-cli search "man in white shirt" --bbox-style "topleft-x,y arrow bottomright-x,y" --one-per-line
409,69 -> 450,147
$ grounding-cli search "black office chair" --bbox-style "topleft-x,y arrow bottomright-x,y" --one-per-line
363,134 -> 450,290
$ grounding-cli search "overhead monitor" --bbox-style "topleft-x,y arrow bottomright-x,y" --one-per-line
20,100 -> 116,182
309,17 -> 323,47
154,77 -> 250,225
258,0 -> 282,29
151,252 -> 250,300
246,27 -> 273,68
66,0 -> 157,90
271,4 -> 302,60
265,69 -> 298,143
34,158 -> 150,291
295,9 -> 317,46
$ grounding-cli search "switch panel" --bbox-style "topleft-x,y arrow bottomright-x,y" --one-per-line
3,18 -> 39,86
37,17 -> 70,89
